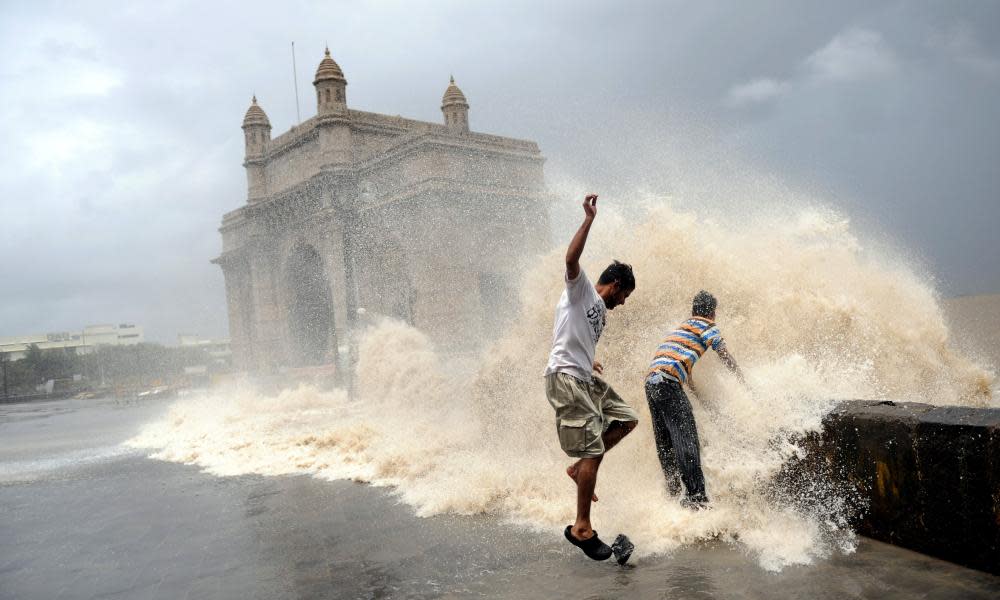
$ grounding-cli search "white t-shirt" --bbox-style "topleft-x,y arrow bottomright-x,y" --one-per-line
543,269 -> 607,382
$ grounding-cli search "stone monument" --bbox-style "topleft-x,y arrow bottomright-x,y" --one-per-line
214,48 -> 551,372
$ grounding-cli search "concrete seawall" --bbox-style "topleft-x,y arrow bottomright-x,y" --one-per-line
793,400 -> 1000,574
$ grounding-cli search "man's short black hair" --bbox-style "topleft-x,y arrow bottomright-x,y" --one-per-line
598,260 -> 635,291
692,290 -> 717,318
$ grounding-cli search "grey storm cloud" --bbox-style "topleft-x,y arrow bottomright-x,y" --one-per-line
1,0 -> 998,341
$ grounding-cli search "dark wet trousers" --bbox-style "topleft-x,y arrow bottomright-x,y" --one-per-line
644,377 -> 708,501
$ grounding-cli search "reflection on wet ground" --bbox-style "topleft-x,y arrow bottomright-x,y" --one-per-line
1,397 -> 998,599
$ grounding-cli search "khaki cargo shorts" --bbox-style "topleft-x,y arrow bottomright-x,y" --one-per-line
544,372 -> 640,458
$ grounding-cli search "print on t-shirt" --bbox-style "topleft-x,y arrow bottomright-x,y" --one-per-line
586,302 -> 606,343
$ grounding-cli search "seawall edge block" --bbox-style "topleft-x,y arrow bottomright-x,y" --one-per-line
811,400 -> 1000,575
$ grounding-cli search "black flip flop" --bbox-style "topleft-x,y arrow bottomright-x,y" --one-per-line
564,525 -> 613,561
612,534 -> 634,565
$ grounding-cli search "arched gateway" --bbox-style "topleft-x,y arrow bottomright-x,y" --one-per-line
214,47 -> 551,372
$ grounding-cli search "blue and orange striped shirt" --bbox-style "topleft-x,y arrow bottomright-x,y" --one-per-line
647,317 -> 726,383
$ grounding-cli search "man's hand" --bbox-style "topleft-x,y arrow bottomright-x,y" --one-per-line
566,194 -> 599,281
592,360 -> 603,375
583,194 -> 598,219
717,347 -> 746,386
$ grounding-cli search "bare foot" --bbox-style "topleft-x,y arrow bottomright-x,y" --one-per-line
566,463 -> 598,502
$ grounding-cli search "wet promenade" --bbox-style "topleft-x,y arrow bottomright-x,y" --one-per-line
2,396 -> 999,599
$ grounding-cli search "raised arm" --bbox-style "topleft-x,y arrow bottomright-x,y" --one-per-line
566,194 -> 598,281
716,346 -> 746,385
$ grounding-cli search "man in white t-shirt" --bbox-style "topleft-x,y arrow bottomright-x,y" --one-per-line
544,193 -> 639,562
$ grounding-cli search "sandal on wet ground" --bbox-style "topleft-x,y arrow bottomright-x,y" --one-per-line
680,494 -> 711,511
564,525 -> 613,561
611,534 -> 634,565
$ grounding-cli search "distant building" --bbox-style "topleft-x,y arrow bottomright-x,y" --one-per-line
177,334 -> 232,366
215,47 -> 551,372
0,324 -> 144,361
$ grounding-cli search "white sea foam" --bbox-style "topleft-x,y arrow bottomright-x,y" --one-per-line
127,201 -> 994,571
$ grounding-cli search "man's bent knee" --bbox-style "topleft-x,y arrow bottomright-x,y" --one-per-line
577,455 -> 603,472
611,419 -> 638,435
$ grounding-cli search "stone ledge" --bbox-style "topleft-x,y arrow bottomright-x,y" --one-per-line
793,400 -> 1000,574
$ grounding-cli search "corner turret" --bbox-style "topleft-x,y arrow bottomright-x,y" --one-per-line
242,96 -> 270,201
441,76 -> 469,133
314,47 -> 347,116
242,95 -> 271,157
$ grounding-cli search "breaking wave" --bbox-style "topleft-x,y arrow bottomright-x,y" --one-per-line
127,201 -> 994,571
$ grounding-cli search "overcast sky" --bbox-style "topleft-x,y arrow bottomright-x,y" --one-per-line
1,0 -> 998,343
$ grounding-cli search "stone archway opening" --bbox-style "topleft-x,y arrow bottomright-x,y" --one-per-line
285,243 -> 335,366
355,236 -> 413,324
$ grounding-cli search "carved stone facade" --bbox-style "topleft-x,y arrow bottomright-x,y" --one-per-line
214,48 -> 550,372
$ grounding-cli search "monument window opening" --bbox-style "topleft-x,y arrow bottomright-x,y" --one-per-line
479,272 -> 511,338
229,266 -> 257,369
285,244 -> 335,366
325,88 -> 331,103
355,238 -> 413,325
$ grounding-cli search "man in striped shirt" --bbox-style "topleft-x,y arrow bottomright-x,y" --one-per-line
646,291 -> 744,509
